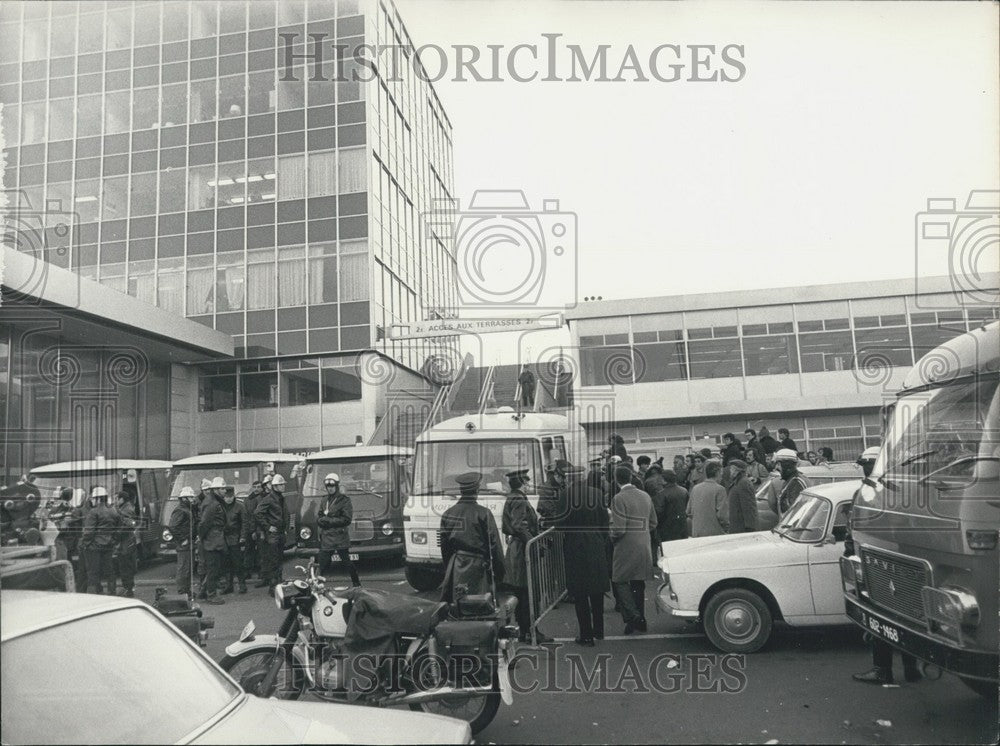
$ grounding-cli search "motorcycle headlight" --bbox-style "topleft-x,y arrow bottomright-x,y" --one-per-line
381,523 -> 394,536
299,527 -> 312,540
162,529 -> 173,543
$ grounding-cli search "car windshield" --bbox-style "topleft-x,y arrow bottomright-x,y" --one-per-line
170,466 -> 259,497
1,607 -> 240,744
775,494 -> 831,542
303,458 -> 399,516
413,440 -> 542,496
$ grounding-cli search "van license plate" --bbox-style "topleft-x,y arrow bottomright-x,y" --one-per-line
335,553 -> 359,561
862,611 -> 901,645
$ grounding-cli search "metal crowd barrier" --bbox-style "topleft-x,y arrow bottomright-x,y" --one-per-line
525,527 -> 567,646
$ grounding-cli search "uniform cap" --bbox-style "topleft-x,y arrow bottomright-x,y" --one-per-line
211,476 -> 227,489
505,469 -> 530,480
553,459 -> 572,473
728,459 -> 748,471
455,472 -> 482,487
324,473 -> 341,483
774,448 -> 799,462
179,486 -> 196,497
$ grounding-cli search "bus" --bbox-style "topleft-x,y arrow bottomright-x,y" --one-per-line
297,445 -> 412,562
841,320 -> 999,698
163,452 -> 304,551
403,408 -> 587,592
29,459 -> 172,562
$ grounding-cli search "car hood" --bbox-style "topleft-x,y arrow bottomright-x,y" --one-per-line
659,531 -> 792,573
192,695 -> 471,744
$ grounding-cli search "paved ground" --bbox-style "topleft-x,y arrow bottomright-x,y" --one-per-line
134,554 -> 998,745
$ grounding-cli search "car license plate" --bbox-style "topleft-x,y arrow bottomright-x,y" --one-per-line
335,553 -> 360,561
861,610 -> 902,645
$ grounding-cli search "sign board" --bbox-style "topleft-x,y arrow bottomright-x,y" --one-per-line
388,316 -> 563,340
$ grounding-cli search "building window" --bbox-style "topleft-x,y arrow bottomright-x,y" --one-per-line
742,322 -> 799,376
632,329 -> 686,383
278,154 -> 305,200
308,243 -> 337,304
246,157 -> 277,202
339,147 -> 366,192
190,79 -> 218,123
157,257 -> 184,316
216,251 -> 245,312
797,319 -> 853,373
339,242 -> 368,301
247,247 -> 276,310
280,359 -> 320,406
308,150 -> 337,197
277,246 -> 307,306
240,365 -> 278,409
188,165 -> 216,210
853,315 -> 912,368
687,327 -> 742,379
186,255 -> 215,316
199,369 -> 237,412
321,361 -> 362,403
159,169 -> 186,213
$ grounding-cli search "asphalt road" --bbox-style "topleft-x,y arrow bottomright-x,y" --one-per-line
134,555 -> 998,745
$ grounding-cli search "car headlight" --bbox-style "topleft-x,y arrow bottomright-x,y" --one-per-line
381,523 -> 394,536
161,529 -> 173,543
299,527 -> 312,540
411,531 -> 427,545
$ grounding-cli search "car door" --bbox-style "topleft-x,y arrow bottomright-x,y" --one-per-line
807,501 -> 852,619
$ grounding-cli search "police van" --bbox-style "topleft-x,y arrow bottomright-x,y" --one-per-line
403,408 -> 587,591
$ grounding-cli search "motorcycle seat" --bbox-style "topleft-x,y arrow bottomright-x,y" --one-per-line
455,593 -> 496,618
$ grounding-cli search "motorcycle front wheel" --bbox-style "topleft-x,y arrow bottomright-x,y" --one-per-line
407,654 -> 501,735
219,649 -> 306,700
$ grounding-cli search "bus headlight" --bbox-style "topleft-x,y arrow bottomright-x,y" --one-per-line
162,529 -> 173,543
411,531 -> 427,545
381,523 -> 394,536
299,527 -> 312,541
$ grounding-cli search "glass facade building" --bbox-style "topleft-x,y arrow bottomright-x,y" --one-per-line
0,0 -> 458,398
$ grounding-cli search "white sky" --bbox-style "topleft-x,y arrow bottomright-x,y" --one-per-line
395,0 -> 999,362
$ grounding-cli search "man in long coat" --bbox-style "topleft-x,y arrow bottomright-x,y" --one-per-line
439,472 -> 505,603
609,465 -> 658,634
554,465 -> 609,646
727,460 -> 759,533
501,469 -> 547,642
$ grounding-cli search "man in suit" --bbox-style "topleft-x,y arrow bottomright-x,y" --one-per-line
727,460 -> 758,533
609,465 -> 658,634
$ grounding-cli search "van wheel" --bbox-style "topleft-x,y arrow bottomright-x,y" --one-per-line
405,565 -> 442,593
960,676 -> 998,699
704,588 -> 772,653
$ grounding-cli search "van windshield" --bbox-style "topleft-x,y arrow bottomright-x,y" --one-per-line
31,471 -> 125,502
413,440 -> 542,496
170,466 -> 258,497
872,372 -> 999,518
303,459 -> 398,516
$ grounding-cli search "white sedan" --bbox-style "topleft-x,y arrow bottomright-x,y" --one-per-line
657,480 -> 859,653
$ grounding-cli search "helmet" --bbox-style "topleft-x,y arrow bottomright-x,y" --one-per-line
270,474 -> 286,487
201,478 -> 213,491
324,473 -> 340,484
858,446 -> 880,462
774,449 -> 799,462
262,474 -> 273,485
91,486 -> 108,498
211,476 -> 227,489
179,486 -> 196,498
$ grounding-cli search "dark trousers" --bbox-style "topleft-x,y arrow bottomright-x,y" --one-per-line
260,535 -> 284,587
176,544 -> 194,594
245,535 -> 260,577
204,549 -> 225,597
318,548 -> 360,586
72,550 -> 88,593
873,639 -> 919,673
615,580 -> 646,625
574,592 -> 605,641
117,544 -> 137,592
520,389 -> 534,408
84,547 -> 115,594
222,544 -> 245,589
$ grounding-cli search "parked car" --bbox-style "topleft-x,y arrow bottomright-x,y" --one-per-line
657,480 -> 858,653
0,590 -> 472,745
755,462 -> 863,529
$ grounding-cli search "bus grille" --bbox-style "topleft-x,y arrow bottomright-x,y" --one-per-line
861,548 -> 929,622
349,520 -> 374,541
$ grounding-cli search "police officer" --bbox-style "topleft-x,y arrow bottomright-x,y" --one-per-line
170,486 -> 197,596
254,473 -> 289,595
243,479 -> 265,580
439,472 -> 505,603
49,487 -> 76,563
198,477 -> 228,605
316,473 -> 361,586
193,478 -> 213,599
80,486 -> 122,594
219,482 -> 248,594
774,448 -> 809,517
115,490 -> 139,597
501,469 -> 547,642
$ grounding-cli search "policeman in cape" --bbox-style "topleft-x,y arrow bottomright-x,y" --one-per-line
439,472 -> 505,603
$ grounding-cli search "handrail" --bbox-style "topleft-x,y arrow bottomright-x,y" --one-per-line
476,366 -> 496,414
444,352 -> 475,412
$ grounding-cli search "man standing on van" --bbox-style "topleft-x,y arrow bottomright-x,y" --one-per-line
255,473 -> 290,595
518,364 -> 536,409
317,473 -> 361,587
439,472 -> 505,603
610,466 -> 658,634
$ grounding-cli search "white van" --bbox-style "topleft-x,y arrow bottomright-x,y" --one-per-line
403,408 -> 587,591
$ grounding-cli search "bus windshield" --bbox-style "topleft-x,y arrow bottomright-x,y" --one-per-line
303,459 -> 398,517
872,372 -> 1000,518
413,440 -> 542,496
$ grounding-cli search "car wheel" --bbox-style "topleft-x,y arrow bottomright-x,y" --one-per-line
704,588 -> 773,653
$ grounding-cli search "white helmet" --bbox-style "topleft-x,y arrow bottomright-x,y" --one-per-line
858,446 -> 881,462
270,474 -> 286,487
179,486 -> 196,498
262,473 -> 273,485
91,486 -> 108,498
324,473 -> 340,484
774,448 -> 799,462
201,478 -> 213,491
211,476 -> 227,489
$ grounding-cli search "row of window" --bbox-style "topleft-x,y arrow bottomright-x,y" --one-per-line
577,310 -> 998,385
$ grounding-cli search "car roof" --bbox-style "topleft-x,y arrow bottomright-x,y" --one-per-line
418,411 -> 579,442
307,445 -> 413,461
30,460 -> 173,474
902,320 -> 998,391
1,590 -> 146,641
800,479 -> 860,503
173,452 -> 303,467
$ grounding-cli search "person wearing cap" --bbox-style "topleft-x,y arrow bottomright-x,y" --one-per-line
501,469 -> 547,642
170,487 -> 198,596
198,477 -> 229,604
439,472 -> 505,604
48,487 -> 77,563
114,490 -> 139,597
317,473 -> 360,587
254,473 -> 290,594
243,479 -> 265,580
537,460 -> 569,523
192,478 -> 214,598
774,449 -> 810,516
609,465 -> 658,634
726,459 -> 758,534
219,480 -> 249,594
80,486 -> 123,594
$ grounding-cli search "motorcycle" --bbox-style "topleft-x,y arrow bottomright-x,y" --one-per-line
220,562 -> 518,734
